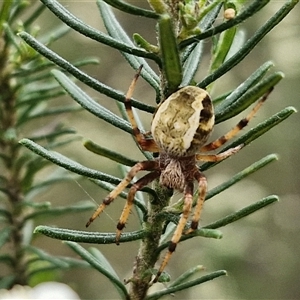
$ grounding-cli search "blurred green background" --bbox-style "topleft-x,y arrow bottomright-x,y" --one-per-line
28,1 -> 300,299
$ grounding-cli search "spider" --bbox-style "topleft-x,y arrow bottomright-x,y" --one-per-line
86,66 -> 271,283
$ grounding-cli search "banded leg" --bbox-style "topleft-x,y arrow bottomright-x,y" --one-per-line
125,65 -> 159,152
152,181 -> 194,283
196,145 -> 242,162
116,170 -> 160,244
86,160 -> 158,227
201,87 -> 273,152
188,171 -> 207,233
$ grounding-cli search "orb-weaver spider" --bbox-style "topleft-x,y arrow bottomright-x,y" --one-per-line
86,66 -> 271,283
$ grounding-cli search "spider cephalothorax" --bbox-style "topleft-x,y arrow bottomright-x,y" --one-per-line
86,66 -> 270,283
158,153 -> 197,191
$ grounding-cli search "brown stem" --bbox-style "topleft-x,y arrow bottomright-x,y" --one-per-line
129,182 -> 172,299
0,33 -> 27,287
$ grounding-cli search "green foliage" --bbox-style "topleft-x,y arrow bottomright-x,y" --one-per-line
0,1 -> 298,299
0,0 -> 97,290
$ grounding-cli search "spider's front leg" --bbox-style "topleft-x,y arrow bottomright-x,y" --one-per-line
152,181 -> 194,283
188,171 -> 208,233
115,170 -> 160,244
191,147 -> 244,235
86,160 -> 157,229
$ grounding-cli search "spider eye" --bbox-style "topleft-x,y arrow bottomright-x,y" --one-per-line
151,86 -> 214,157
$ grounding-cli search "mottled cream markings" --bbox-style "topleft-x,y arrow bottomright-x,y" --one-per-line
183,89 -> 206,151
151,86 -> 214,156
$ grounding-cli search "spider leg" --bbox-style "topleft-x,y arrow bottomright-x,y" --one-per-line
196,145 -> 242,162
152,181 -> 194,283
189,89 -> 273,244
201,87 -> 273,152
125,65 -> 159,152
186,171 -> 207,233
116,170 -> 160,244
86,160 -> 158,227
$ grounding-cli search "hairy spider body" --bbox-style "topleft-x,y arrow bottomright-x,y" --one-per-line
159,153 -> 197,191
86,66 -> 271,284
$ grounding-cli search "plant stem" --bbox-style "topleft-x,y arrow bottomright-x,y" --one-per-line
129,183 -> 172,299
0,32 -> 26,286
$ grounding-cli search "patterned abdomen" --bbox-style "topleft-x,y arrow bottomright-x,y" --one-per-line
151,86 -> 215,157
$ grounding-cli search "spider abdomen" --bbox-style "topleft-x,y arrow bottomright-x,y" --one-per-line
151,86 -> 214,157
